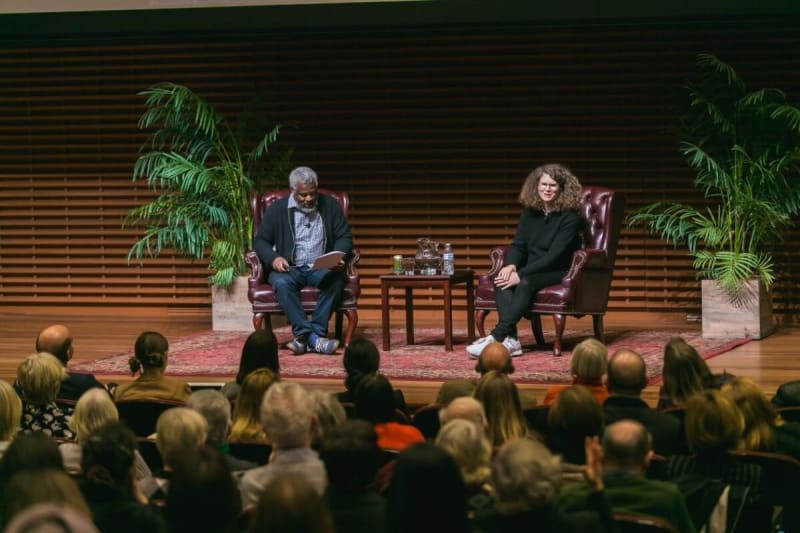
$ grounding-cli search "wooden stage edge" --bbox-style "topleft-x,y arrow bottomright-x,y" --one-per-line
0,307 -> 798,409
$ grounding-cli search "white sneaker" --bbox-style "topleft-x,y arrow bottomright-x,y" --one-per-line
466,335 -> 495,358
502,336 -> 523,357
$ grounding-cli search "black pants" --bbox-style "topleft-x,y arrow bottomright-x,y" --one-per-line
491,270 -> 565,340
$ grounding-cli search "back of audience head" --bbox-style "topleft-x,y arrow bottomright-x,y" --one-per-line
261,381 -> 315,451
721,377 -> 779,451
231,367 -> 279,442
5,503 -> 98,533
130,331 -> 169,374
0,379 -> 22,442
237,329 -> 279,385
319,418 -> 381,493
155,407 -> 208,470
548,384 -> 603,437
473,370 -> 528,447
354,373 -> 396,423
570,337 -> 607,384
81,421 -> 137,493
491,438 -> 562,514
308,389 -> 347,448
438,396 -> 488,430
166,446 -> 241,533
35,324 -> 73,367
606,348 -> 647,396
602,420 -> 652,475
2,469 -> 91,529
343,336 -> 380,392
476,342 -> 514,375
16,352 -> 66,405
247,471 -> 334,533
662,336 -> 712,405
0,432 -> 64,486
69,388 -> 118,444
684,389 -> 744,455
386,442 -> 468,533
436,379 -> 476,405
187,389 -> 231,449
435,418 -> 492,488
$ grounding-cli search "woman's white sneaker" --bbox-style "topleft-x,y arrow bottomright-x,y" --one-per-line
502,336 -> 523,357
466,335 -> 495,358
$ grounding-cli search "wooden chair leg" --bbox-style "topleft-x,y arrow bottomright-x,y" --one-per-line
530,314 -> 546,345
475,310 -> 491,338
343,309 -> 358,346
252,313 -> 267,332
593,314 -> 605,343
551,313 -> 567,356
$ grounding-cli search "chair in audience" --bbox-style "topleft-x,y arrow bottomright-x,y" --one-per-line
522,405 -> 550,436
411,403 -> 442,440
474,186 -> 626,355
613,513 -> 677,532
115,398 -> 185,437
776,406 -> 800,423
245,189 -> 361,346
227,441 -> 272,466
645,453 -> 669,481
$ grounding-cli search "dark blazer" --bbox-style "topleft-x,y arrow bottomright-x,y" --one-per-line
603,394 -> 687,455
58,372 -> 107,402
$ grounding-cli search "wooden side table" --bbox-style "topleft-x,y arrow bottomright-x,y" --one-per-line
380,269 -> 475,351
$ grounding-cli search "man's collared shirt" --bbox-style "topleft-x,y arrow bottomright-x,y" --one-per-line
288,194 -> 324,267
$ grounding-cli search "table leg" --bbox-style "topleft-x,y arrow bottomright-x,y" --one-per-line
466,276 -> 475,342
405,287 -> 414,345
443,281 -> 453,351
381,281 -> 391,351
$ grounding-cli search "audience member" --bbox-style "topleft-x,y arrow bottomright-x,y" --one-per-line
602,348 -> 685,455
188,389 -> 257,471
436,379 -> 476,405
438,396 -> 489,430
337,336 -> 408,414
16,352 -> 74,439
771,379 -> 800,408
0,379 -> 22,460
722,376 -> 800,459
308,389 -> 347,450
113,331 -> 191,402
354,373 -> 424,452
657,337 -> 734,410
229,368 -> 278,444
435,418 -> 493,514
543,337 -> 608,406
319,419 -> 388,533
473,437 -> 613,533
386,442 -> 470,533
220,329 -> 280,402
165,446 -> 241,533
247,471 -> 335,533
476,341 -> 515,375
558,420 -> 696,533
154,407 -> 208,494
4,502 -> 99,533
59,388 -> 119,474
77,421 -> 166,533
546,384 -> 604,465
35,324 -> 106,401
473,370 -> 531,448
2,469 -> 92,530
240,381 -> 327,509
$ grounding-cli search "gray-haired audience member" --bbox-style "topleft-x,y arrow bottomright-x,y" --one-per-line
439,396 -> 488,431
240,381 -> 327,509
187,389 -> 257,472
557,420 -> 696,533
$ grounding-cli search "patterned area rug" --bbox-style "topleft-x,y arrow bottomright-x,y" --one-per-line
71,327 -> 750,385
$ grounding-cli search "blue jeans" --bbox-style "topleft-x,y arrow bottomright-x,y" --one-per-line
267,265 -> 346,339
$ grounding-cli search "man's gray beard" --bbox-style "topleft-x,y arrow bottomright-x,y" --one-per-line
298,206 -> 317,214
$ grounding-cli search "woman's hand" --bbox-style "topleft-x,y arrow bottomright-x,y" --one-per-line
582,436 -> 604,492
494,265 -> 520,289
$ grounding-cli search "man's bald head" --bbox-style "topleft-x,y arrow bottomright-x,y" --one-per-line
35,324 -> 73,366
439,396 -> 487,429
476,342 -> 514,375
602,420 -> 652,474
606,348 -> 647,396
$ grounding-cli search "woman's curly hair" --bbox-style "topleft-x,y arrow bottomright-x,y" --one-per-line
518,163 -> 582,212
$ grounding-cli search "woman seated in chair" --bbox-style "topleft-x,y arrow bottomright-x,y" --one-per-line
113,331 -> 191,403
657,337 -> 735,411
229,368 -> 279,444
467,163 -> 583,358
16,352 -> 74,440
220,329 -> 280,403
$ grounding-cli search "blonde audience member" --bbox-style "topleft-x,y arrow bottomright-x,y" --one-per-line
16,352 -> 73,439
229,368 -> 279,444
113,331 -> 191,403
473,370 -> 531,448
543,337 -> 608,406
155,407 -> 208,474
0,380 -> 22,459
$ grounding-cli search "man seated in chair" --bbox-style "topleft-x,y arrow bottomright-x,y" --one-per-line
254,166 -> 352,355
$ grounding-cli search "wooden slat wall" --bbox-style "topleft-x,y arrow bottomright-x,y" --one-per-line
1,18 -> 799,319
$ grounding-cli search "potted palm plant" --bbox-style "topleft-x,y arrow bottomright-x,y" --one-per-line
628,53 -> 800,338
124,82 -> 292,329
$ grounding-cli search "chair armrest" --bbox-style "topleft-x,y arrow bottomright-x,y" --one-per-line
346,248 -> 361,276
246,250 -> 263,282
560,248 -> 608,288
477,246 -> 507,284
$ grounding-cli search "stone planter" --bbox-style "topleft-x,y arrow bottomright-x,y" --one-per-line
211,275 -> 252,331
701,278 -> 775,339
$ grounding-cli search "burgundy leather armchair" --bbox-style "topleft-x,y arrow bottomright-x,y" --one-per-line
245,189 -> 360,346
474,186 -> 625,356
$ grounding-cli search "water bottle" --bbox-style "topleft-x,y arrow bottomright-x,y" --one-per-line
442,242 -> 454,275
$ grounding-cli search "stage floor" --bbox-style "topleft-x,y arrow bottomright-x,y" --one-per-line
0,309 -> 794,408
